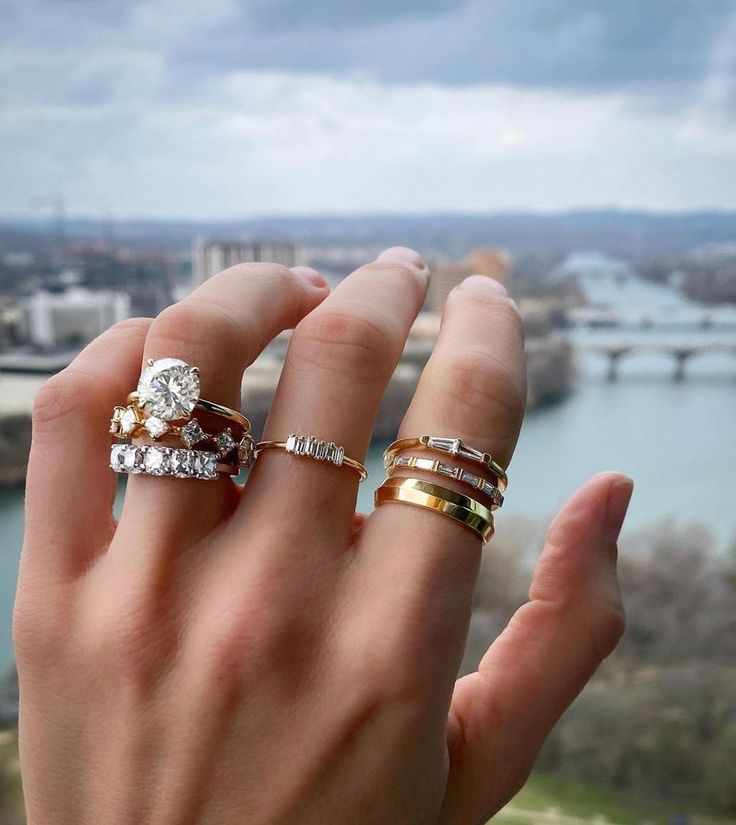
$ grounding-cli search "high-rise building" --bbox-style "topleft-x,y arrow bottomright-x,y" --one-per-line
192,239 -> 304,286
428,248 -> 512,312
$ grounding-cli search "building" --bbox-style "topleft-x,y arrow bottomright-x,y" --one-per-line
192,239 -> 304,286
25,287 -> 130,350
428,248 -> 512,312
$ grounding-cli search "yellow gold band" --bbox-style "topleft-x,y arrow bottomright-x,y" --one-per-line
374,476 -> 495,542
126,391 -> 251,433
383,435 -> 508,491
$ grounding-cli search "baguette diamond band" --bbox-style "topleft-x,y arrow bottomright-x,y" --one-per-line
256,434 -> 368,481
386,454 -> 504,509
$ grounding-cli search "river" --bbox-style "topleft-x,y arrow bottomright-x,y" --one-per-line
1,255 -> 735,668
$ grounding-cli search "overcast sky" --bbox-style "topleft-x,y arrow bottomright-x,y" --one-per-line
1,0 -> 736,218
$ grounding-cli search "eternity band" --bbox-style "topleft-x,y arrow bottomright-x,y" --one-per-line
256,434 -> 368,481
383,435 -> 508,490
374,476 -> 495,542
110,444 -> 237,481
385,454 -> 504,509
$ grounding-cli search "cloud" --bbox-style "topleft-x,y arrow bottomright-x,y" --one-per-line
0,0 -> 735,216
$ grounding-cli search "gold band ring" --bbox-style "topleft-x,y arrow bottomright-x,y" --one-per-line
374,476 -> 495,542
383,435 -> 508,490
256,434 -> 368,481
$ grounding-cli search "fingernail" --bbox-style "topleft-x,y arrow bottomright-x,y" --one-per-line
604,476 -> 634,540
291,266 -> 328,289
456,274 -> 508,295
375,246 -> 429,280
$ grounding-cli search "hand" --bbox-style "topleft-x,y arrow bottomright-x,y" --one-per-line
14,247 -> 632,825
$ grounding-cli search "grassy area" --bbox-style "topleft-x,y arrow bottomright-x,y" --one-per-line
493,773 -> 736,825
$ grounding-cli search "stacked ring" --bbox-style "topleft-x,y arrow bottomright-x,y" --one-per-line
375,434 -> 508,543
109,357 -> 255,477
383,435 -> 508,490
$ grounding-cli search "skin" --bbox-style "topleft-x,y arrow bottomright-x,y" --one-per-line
14,247 -> 633,825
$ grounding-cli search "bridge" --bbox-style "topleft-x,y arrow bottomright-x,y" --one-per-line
576,337 -> 736,380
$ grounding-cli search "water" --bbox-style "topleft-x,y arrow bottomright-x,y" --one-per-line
1,257 -> 735,669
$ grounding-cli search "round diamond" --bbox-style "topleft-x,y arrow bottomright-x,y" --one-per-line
123,446 -> 145,473
137,358 -> 200,421
110,444 -> 127,471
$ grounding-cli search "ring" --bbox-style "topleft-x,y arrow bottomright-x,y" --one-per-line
374,477 -> 495,542
256,434 -> 368,481
385,454 -> 504,509
110,444 -> 238,481
109,358 -> 255,468
383,436 -> 508,490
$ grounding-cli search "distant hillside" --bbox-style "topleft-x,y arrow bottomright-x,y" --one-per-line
2,210 -> 736,259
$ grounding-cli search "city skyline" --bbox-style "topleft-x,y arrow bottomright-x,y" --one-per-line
1,0 -> 736,218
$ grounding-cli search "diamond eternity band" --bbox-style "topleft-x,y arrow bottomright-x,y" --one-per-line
110,444 -> 237,481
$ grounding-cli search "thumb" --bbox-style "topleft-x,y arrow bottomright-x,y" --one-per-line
441,472 -> 633,825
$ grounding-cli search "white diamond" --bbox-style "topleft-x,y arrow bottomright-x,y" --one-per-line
137,358 -> 200,421
181,418 -> 206,448
123,446 -> 144,473
144,416 -> 169,439
333,445 -> 344,466
194,452 -> 218,480
215,430 -> 235,457
144,446 -> 171,475
171,449 -> 193,477
120,407 -> 139,436
110,444 -> 126,471
315,440 -> 328,460
285,434 -> 298,453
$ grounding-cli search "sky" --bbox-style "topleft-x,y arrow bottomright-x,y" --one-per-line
1,0 -> 736,218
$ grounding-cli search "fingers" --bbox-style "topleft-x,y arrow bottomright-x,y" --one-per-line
355,276 -> 526,695
21,318 -> 151,579
441,473 -> 632,824
241,247 -> 429,545
116,263 -> 329,547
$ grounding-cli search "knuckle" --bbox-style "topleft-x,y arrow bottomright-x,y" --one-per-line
32,370 -> 95,431
431,349 -> 526,428
149,301 -> 243,360
291,308 -> 398,380
587,599 -> 626,662
106,316 -> 152,340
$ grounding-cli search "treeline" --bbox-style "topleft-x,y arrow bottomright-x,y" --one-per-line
463,520 -> 736,816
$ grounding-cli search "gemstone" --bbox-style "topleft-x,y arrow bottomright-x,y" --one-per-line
333,445 -> 344,466
315,440 -> 328,460
120,407 -> 140,436
171,449 -> 193,477
237,435 -> 256,468
181,418 -> 206,448
110,444 -> 126,471
285,434 -> 298,453
109,406 -> 125,435
144,446 -> 171,475
144,416 -> 169,439
137,358 -> 200,421
215,429 -> 235,457
193,452 -> 218,480
123,445 -> 145,473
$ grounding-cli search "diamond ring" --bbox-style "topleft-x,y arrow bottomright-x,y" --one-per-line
110,444 -> 238,481
255,434 -> 368,481
109,358 -> 255,468
383,435 -> 508,490
385,454 -> 504,509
